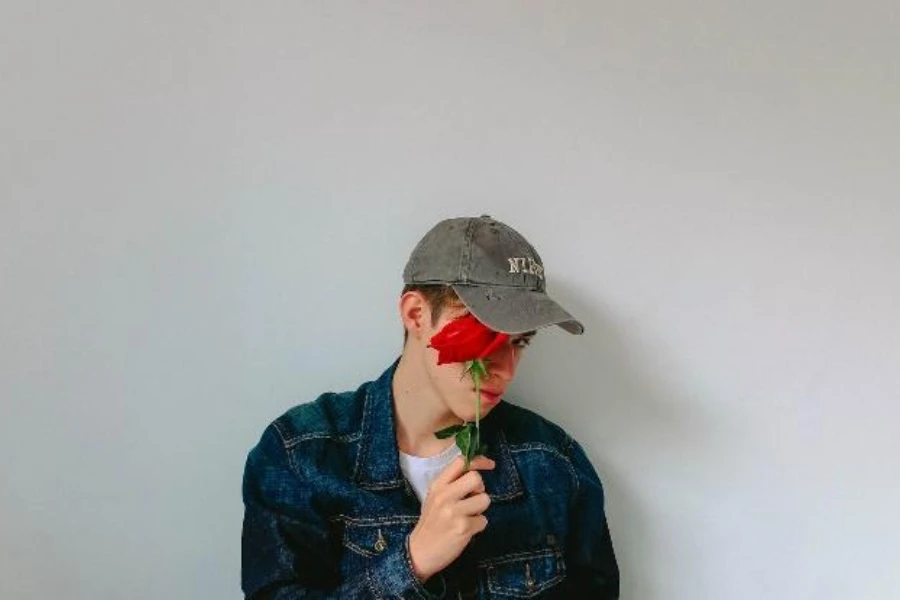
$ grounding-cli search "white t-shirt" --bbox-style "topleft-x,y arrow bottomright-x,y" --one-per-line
399,442 -> 462,503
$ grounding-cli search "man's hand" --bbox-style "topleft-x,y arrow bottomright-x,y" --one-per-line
408,455 -> 495,582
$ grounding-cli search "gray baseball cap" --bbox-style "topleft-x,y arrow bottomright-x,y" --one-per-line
402,215 -> 584,335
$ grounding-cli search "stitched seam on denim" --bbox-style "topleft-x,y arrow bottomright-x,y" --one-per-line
492,573 -> 564,597
509,443 -> 571,465
272,417 -> 361,449
270,422 -> 301,476
352,387 -> 373,483
508,442 -> 565,459
562,436 -> 580,497
490,490 -> 520,501
492,576 -> 564,597
491,431 -> 523,501
359,479 -> 406,491
509,443 -> 578,490
477,547 -> 560,567
333,514 -> 420,526
364,565 -> 384,600
284,431 -> 361,447
271,418 -> 292,446
345,540 -> 379,558
286,445 -> 301,477
404,533 -> 437,599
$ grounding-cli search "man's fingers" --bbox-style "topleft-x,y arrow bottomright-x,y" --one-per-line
446,470 -> 488,500
434,455 -> 496,488
468,456 -> 496,472
433,456 -> 468,487
457,492 -> 491,516
467,515 -> 489,535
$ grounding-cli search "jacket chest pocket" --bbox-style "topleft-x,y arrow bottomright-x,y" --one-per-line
480,547 -> 566,598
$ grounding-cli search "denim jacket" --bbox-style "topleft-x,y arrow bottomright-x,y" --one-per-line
242,360 -> 619,599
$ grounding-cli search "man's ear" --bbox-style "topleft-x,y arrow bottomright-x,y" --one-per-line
399,291 -> 431,342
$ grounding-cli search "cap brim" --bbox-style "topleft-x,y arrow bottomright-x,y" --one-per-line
452,284 -> 585,335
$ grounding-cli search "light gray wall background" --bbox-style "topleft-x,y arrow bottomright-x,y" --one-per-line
2,2 -> 898,599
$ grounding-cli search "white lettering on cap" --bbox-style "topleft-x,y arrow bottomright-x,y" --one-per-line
508,257 -> 545,278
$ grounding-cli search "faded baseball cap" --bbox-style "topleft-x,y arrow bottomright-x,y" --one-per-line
402,215 -> 584,335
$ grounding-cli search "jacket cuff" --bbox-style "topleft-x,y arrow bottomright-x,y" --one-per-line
366,533 -> 446,599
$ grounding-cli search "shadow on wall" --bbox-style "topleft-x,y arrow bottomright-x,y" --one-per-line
508,280 -> 717,599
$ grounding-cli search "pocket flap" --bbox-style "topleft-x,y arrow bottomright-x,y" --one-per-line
483,548 -> 566,598
341,518 -> 415,558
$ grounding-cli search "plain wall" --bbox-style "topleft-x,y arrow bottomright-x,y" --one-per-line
2,2 -> 898,598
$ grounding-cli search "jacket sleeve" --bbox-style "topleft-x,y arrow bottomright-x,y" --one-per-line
559,435 -> 620,598
241,425 -> 445,599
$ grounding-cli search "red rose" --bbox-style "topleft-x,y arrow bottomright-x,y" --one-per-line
428,314 -> 510,365
429,313 -> 510,469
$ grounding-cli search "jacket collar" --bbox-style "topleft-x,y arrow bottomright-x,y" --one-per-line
353,358 -> 523,503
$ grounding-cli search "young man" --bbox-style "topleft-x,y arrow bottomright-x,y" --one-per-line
242,215 -> 619,598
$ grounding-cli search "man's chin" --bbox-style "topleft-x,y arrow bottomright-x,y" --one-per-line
459,402 -> 501,423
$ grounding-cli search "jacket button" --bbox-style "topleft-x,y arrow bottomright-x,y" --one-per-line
525,562 -> 535,589
374,529 -> 387,553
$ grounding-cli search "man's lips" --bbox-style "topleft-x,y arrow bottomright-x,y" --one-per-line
479,389 -> 503,405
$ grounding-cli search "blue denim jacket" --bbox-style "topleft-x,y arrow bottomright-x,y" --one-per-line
242,360 -> 619,598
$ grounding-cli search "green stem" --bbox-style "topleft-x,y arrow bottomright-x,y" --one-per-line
474,367 -> 481,457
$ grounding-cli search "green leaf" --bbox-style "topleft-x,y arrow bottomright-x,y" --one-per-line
456,426 -> 475,470
435,424 -> 466,439
466,441 -> 479,465
456,425 -> 472,460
